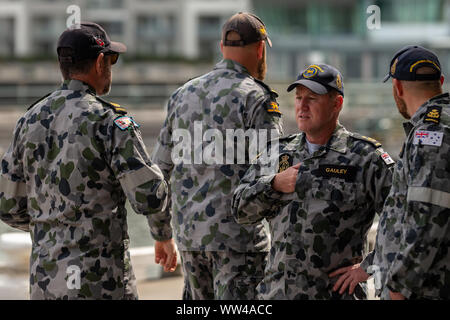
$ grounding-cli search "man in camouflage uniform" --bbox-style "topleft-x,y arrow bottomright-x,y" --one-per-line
0,22 -> 176,300
333,46 -> 450,300
151,13 -> 283,299
232,64 -> 394,299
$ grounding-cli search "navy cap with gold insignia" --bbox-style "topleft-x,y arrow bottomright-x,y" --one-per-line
287,64 -> 344,96
383,45 -> 441,82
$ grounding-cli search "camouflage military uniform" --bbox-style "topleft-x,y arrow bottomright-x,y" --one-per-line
0,79 -> 171,299
370,93 -> 450,299
152,59 -> 283,299
232,124 -> 393,299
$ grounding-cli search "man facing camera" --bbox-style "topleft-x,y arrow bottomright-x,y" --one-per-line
233,64 -> 393,299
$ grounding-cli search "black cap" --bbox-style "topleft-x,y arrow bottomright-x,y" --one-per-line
222,12 -> 272,48
57,22 -> 126,62
383,45 -> 441,82
287,64 -> 344,96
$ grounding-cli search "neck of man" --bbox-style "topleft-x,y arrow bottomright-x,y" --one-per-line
70,74 -> 98,95
406,89 -> 443,118
222,52 -> 259,79
305,123 -> 337,145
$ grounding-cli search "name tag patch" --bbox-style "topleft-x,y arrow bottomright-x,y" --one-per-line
318,165 -> 357,182
413,130 -> 443,147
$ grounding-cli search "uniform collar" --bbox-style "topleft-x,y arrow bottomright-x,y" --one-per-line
324,123 -> 349,154
283,123 -> 348,155
60,79 -> 96,95
403,92 -> 449,135
214,59 -> 251,77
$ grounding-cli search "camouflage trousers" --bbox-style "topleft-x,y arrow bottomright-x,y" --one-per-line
180,250 -> 267,300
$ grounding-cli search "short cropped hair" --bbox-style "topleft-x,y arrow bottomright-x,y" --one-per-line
57,47 -> 98,80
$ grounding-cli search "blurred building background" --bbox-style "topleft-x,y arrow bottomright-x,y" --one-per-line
1,0 -> 450,79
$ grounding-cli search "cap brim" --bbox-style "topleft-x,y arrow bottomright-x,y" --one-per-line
287,79 -> 328,94
382,73 -> 390,83
108,41 -> 127,53
266,36 -> 272,48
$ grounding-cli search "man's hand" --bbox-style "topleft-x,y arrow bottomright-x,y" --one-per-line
389,290 -> 406,300
329,264 -> 370,295
155,239 -> 178,272
272,163 -> 301,193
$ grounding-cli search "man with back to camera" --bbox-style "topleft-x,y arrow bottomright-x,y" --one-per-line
232,64 -> 394,299
331,45 -> 450,300
0,22 -> 177,299
151,12 -> 283,299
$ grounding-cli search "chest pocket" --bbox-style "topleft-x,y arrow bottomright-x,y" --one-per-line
311,178 -> 358,211
309,164 -> 365,213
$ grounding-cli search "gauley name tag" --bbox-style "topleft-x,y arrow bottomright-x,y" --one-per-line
318,165 -> 357,181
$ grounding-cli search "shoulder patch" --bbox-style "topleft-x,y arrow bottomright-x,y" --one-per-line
114,116 -> 140,131
266,100 -> 282,116
413,130 -> 443,147
27,93 -> 52,111
423,106 -> 441,124
351,133 -> 382,148
96,96 -> 127,115
375,147 -> 395,165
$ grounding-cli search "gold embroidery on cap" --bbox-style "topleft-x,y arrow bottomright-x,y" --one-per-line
391,58 -> 398,75
410,60 -> 441,72
336,74 -> 342,90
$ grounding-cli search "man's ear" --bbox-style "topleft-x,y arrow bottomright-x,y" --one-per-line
393,79 -> 404,97
256,41 -> 264,60
220,40 -> 224,54
95,53 -> 105,74
334,95 -> 344,113
440,75 -> 445,86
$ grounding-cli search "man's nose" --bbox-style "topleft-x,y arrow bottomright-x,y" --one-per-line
297,100 -> 308,111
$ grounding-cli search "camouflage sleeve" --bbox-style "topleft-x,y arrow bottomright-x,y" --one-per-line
386,129 -> 450,298
246,91 -> 284,137
108,118 -> 172,241
0,118 -> 29,232
150,99 -> 176,241
232,161 -> 286,225
360,149 -> 394,272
